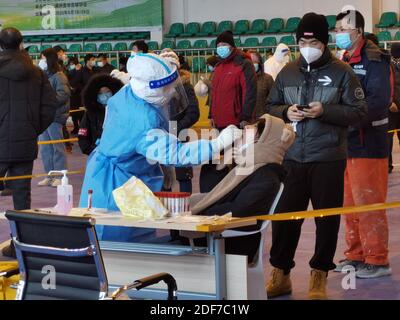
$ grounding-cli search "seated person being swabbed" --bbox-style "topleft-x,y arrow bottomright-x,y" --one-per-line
185,114 -> 295,263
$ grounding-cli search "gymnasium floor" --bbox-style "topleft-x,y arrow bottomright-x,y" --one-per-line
1,137 -> 399,300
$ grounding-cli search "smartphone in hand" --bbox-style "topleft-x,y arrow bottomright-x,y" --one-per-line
297,105 -> 311,111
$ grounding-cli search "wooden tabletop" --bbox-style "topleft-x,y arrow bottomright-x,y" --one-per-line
0,209 -> 257,233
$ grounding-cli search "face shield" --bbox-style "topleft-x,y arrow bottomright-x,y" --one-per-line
128,53 -> 189,120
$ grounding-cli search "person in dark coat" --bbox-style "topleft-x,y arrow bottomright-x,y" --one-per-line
78,73 -> 124,155
0,27 -> 57,257
81,54 -> 96,88
66,57 -> 84,134
185,115 -> 295,264
248,50 -> 274,118
335,10 -> 392,279
169,68 -> 200,193
389,43 -> 400,173
267,13 -> 367,300
96,53 -> 115,75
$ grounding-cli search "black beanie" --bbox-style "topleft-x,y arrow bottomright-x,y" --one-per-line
296,12 -> 329,45
391,43 -> 400,59
216,31 -> 236,48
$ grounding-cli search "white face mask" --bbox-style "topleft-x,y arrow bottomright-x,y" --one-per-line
97,61 -> 104,68
300,47 -> 323,65
38,59 -> 47,71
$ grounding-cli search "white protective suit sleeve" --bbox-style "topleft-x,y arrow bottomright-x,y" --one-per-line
135,128 -> 220,167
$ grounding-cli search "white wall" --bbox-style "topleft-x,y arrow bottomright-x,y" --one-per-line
164,0 -> 375,32
381,0 -> 400,12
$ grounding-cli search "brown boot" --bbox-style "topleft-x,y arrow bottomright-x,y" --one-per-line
267,268 -> 292,298
308,269 -> 328,300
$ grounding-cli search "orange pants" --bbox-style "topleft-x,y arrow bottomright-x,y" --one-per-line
344,158 -> 389,265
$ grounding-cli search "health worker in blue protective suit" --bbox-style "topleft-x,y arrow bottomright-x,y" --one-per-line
79,52 -> 242,241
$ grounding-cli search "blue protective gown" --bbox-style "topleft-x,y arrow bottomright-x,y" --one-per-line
79,85 -> 217,241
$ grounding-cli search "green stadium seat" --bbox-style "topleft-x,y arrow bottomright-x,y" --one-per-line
280,35 -> 296,46
164,23 -> 184,38
40,45 -> 52,52
54,44 -> 67,51
377,31 -> 392,45
102,34 -> 116,41
282,17 -> 301,33
58,36 -> 72,42
30,36 -> 44,43
233,20 -> 250,35
72,34 -> 86,41
116,34 -> 132,41
395,31 -> 400,41
160,40 -> 175,50
98,43 -> 112,52
27,45 -> 39,54
111,60 -> 118,68
261,36 -> 278,47
325,15 -> 337,31
247,19 -> 267,35
243,37 -> 259,48
265,18 -> 284,34
197,21 -> 216,37
234,38 -> 242,47
207,39 -> 217,55
261,37 -> 277,53
213,20 -> 233,36
192,57 -> 206,73
69,44 -> 83,52
43,36 -> 58,42
376,12 -> 397,28
83,43 -> 97,52
147,41 -> 159,51
176,40 -> 191,50
328,34 -> 336,50
193,39 -> 208,49
114,42 -> 128,51
180,22 -> 201,37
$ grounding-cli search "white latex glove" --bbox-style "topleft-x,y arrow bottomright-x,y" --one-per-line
110,69 -> 131,85
214,125 -> 242,151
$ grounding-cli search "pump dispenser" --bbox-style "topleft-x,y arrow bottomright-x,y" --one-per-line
49,170 -> 73,214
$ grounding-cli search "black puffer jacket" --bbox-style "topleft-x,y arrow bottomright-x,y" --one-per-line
267,48 -> 367,163
0,49 -> 57,162
78,74 -> 124,155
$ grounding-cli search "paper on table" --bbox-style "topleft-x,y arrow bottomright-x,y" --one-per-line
170,213 -> 233,224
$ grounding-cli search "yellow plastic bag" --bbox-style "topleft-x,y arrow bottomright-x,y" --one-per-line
112,176 -> 168,220
0,261 -> 19,300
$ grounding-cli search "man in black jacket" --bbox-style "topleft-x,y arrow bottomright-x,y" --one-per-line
0,27 -> 57,256
266,13 -> 367,300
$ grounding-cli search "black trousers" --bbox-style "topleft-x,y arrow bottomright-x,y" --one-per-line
0,161 -> 34,210
389,111 -> 400,169
270,160 -> 346,272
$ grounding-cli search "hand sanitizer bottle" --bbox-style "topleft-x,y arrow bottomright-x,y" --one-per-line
49,170 -> 73,215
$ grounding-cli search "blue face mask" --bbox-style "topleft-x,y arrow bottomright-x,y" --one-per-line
217,46 -> 231,59
253,63 -> 260,72
97,92 -> 113,106
336,33 -> 353,50
208,65 -> 214,72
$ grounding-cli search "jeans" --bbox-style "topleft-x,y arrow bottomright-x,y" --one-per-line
39,122 -> 67,174
0,161 -> 34,210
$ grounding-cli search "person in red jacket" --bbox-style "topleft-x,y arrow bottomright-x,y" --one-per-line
211,31 -> 257,130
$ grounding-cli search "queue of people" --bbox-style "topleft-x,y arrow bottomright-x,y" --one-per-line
0,9 -> 399,300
